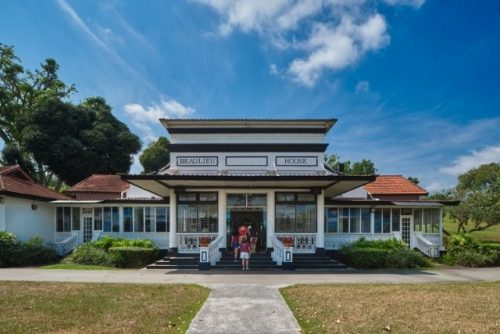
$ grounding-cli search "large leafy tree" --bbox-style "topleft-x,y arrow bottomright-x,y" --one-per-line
22,98 -> 140,187
0,44 -> 141,188
433,163 -> 500,233
139,136 -> 170,174
324,154 -> 376,175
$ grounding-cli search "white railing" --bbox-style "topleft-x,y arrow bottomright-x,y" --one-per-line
101,232 -> 169,249
91,230 -> 103,242
422,233 -> 441,245
55,232 -> 72,242
415,232 -> 440,257
177,233 -> 218,254
51,232 -> 79,256
324,233 -> 395,250
200,234 -> 224,266
271,235 -> 293,266
274,233 -> 316,254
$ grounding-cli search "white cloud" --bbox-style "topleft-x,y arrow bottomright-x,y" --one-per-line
269,64 -> 279,75
355,80 -> 370,93
196,0 -> 422,86
440,145 -> 500,176
124,99 -> 195,141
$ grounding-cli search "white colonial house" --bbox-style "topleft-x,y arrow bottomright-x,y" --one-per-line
1,119 -> 456,269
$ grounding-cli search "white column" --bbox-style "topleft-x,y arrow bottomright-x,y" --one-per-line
169,188 -> 177,250
218,189 -> 227,247
316,190 -> 325,249
370,210 -> 375,234
266,190 -> 275,249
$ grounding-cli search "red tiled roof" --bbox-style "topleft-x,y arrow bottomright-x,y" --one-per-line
0,165 -> 69,200
68,174 -> 129,193
363,175 -> 428,195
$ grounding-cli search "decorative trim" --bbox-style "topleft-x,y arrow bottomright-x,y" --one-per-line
176,156 -> 218,167
168,127 -> 329,134
169,143 -> 328,153
225,156 -> 268,167
275,156 -> 318,167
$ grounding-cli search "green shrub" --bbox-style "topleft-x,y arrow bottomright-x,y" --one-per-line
91,237 -> 156,251
65,243 -> 116,267
340,238 -> 431,269
0,232 -> 56,267
443,234 -> 498,267
108,247 -> 158,268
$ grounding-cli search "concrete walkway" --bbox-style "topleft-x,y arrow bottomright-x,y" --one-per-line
1,267 -> 500,285
187,284 -> 300,334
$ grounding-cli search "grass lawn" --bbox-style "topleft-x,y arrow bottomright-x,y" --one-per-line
281,282 -> 500,334
443,215 -> 500,242
40,263 -> 119,270
0,281 -> 209,334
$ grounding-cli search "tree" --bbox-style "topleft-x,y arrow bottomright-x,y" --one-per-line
350,159 -> 377,175
407,176 -> 420,185
1,43 -> 74,185
140,137 -> 170,174
324,154 -> 376,175
22,97 -> 140,187
1,45 -> 141,188
446,163 -> 500,233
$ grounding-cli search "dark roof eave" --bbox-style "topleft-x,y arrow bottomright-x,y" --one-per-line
122,174 -> 375,182
0,190 -> 68,202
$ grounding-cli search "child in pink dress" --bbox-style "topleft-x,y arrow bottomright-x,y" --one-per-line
240,237 -> 251,270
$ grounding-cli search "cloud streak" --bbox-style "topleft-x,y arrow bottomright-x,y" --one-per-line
440,145 -> 500,176
196,0 -> 424,86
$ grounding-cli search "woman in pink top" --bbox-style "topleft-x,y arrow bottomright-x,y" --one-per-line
240,236 -> 251,270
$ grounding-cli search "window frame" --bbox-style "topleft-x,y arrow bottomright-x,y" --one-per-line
177,192 -> 218,233
275,192 -> 317,233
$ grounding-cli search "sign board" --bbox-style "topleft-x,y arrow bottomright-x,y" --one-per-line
226,156 -> 268,166
276,156 -> 318,167
176,156 -> 218,167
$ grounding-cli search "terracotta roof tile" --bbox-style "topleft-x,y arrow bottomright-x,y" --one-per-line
68,174 -> 129,193
363,175 -> 428,195
0,165 -> 69,200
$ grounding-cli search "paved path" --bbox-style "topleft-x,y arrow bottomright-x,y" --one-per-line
1,267 -> 499,285
187,284 -> 300,334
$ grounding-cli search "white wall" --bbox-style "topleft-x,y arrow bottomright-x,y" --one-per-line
125,184 -> 161,199
336,187 -> 368,198
4,196 -> 55,243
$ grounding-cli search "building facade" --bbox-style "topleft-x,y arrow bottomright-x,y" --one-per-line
1,119 -> 452,266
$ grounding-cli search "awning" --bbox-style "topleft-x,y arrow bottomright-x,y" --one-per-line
122,174 -> 375,198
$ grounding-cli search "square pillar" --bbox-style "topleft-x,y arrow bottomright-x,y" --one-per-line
316,190 -> 325,253
266,190 -> 275,251
169,189 -> 177,252
218,190 -> 227,249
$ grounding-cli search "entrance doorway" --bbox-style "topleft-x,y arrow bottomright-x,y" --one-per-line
401,215 -> 412,246
227,208 -> 266,252
82,208 -> 93,243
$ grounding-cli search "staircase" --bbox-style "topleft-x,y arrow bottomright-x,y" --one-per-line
147,253 -> 199,269
214,251 -> 279,270
293,253 -> 347,269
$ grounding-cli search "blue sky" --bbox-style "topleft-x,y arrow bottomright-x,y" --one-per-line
1,0 -> 499,191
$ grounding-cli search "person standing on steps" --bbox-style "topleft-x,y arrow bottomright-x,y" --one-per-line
238,222 -> 248,245
231,228 -> 240,263
240,236 -> 250,270
249,224 -> 258,254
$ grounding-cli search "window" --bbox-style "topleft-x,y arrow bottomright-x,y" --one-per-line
145,207 -> 155,232
431,209 -> 441,233
340,208 -> 349,233
134,207 -> 144,232
423,208 -> 433,233
103,207 -> 112,232
392,209 -> 400,232
275,193 -> 316,233
112,207 -> 119,232
374,209 -> 382,233
156,207 -> 168,232
383,209 -> 390,233
325,208 -> 338,233
94,208 -> 103,230
414,208 -> 422,231
177,193 -> 218,233
350,208 -> 360,233
361,208 -> 371,233
72,208 -> 80,230
56,207 -> 69,232
124,207 -> 133,232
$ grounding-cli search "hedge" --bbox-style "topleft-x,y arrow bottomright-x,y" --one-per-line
92,236 -> 156,252
443,234 -> 499,267
108,247 -> 159,268
0,231 -> 56,267
339,238 -> 431,269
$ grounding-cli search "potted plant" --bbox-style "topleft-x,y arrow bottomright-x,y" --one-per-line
199,236 -> 211,247
282,236 -> 294,247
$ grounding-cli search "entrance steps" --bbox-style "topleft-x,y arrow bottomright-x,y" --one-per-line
147,253 -> 199,270
214,251 -> 278,270
293,254 -> 347,269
